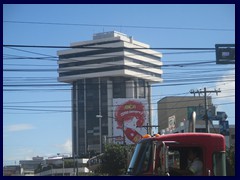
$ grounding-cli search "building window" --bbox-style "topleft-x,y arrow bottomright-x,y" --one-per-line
138,79 -> 145,98
112,77 -> 126,98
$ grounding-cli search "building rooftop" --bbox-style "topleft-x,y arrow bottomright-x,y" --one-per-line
93,31 -> 128,40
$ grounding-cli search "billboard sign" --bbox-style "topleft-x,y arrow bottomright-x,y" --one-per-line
168,115 -> 176,131
113,99 -> 148,144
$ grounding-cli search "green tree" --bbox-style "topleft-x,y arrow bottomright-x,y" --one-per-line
99,144 -> 128,176
226,145 -> 235,176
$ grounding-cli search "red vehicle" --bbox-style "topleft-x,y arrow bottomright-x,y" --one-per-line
127,133 -> 226,176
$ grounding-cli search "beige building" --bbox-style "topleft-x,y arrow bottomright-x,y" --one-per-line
157,96 -> 212,130
157,96 -> 235,148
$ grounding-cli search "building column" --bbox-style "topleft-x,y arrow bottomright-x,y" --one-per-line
107,80 -> 113,141
72,82 -> 79,158
147,82 -> 152,133
83,79 -> 87,154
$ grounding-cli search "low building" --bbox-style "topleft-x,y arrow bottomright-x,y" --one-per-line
19,156 -> 44,176
35,157 -> 90,176
3,165 -> 21,176
157,96 -> 213,131
160,120 -> 235,148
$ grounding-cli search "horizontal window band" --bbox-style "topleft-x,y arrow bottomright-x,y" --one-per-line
59,56 -> 162,70
59,56 -> 123,68
59,65 -> 162,78
59,48 -> 160,61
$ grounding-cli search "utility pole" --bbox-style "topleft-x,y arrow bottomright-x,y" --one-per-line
190,87 -> 221,133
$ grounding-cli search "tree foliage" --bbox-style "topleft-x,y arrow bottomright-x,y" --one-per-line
99,144 -> 128,176
226,145 -> 235,176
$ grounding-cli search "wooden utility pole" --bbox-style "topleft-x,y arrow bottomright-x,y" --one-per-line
190,87 -> 221,133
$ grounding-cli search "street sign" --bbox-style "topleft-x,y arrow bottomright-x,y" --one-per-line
219,120 -> 229,136
216,111 -> 228,121
215,44 -> 235,64
187,106 -> 216,120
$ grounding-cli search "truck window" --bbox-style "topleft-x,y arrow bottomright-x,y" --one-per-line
158,146 -> 181,175
168,150 -> 180,169
213,152 -> 226,176
141,143 -> 152,172
127,140 -> 152,175
160,147 -> 203,176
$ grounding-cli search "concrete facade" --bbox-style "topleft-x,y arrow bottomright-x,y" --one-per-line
57,31 -> 163,156
157,96 -> 212,131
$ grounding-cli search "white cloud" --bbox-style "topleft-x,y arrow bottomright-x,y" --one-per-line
213,69 -> 235,124
5,123 -> 35,132
215,69 -> 235,103
55,139 -> 72,154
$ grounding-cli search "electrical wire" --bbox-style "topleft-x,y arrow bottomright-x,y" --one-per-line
3,20 -> 234,31
3,44 -> 235,115
3,44 -> 216,50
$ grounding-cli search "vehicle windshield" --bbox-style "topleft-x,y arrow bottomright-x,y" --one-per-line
127,140 -> 152,175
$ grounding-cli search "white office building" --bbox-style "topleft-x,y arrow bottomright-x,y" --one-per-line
57,31 -> 163,156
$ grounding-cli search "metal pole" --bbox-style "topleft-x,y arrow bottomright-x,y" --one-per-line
123,121 -> 125,145
147,83 -> 152,134
204,87 -> 209,133
62,157 -> 64,176
76,155 -> 78,176
73,154 -> 76,176
147,123 -> 149,134
192,111 -> 196,133
51,165 -> 53,176
99,116 -> 102,153
98,77 -> 102,154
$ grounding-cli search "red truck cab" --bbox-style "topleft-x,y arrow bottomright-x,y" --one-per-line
127,133 -> 226,176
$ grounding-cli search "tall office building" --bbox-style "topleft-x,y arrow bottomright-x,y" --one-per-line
57,31 -> 163,156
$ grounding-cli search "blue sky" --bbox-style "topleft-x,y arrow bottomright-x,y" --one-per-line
3,4 -> 235,165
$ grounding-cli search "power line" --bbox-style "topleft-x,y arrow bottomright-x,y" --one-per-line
163,50 -> 215,55
5,47 -> 56,58
4,101 -> 235,114
5,45 -> 235,115
4,48 -> 216,60
3,44 -> 216,50
3,20 -> 234,31
3,79 -> 235,93
2,61 -> 218,72
4,100 -> 70,104
3,79 -> 235,90
3,75 -> 235,86
3,92 -> 234,106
